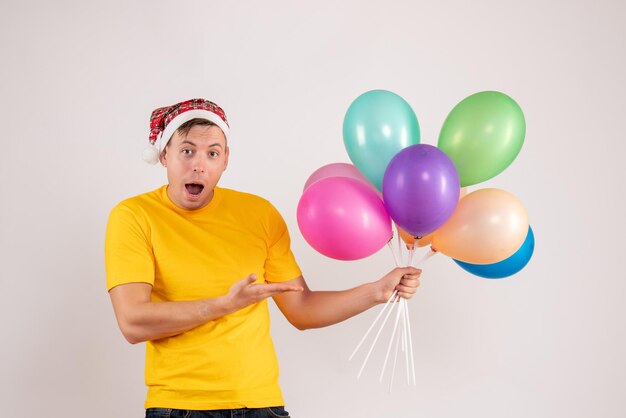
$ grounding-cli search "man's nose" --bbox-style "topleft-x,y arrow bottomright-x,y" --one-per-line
192,157 -> 207,173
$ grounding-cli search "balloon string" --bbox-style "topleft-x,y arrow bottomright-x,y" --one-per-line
387,240 -> 400,267
414,247 -> 438,267
402,298 -> 410,385
356,294 -> 401,379
403,298 -> 417,385
407,245 -> 415,267
389,304 -> 404,393
349,290 -> 398,362
380,293 -> 404,382
397,230 -> 403,265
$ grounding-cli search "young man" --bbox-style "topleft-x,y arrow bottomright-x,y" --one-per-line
105,98 -> 421,418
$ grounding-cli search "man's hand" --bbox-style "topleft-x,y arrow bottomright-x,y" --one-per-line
376,267 -> 421,303
224,274 -> 303,313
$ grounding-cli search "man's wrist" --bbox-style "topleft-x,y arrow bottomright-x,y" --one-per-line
361,281 -> 385,306
200,296 -> 231,321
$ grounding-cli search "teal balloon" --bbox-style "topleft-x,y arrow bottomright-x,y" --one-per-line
438,91 -> 526,187
343,90 -> 420,191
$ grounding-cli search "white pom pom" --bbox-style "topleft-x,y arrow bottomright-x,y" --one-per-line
142,145 -> 160,165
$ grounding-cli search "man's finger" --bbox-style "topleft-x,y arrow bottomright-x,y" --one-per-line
243,274 -> 258,284
274,285 -> 304,293
399,267 -> 421,275
401,275 -> 421,284
260,283 -> 304,295
395,284 -> 418,294
403,272 -> 421,279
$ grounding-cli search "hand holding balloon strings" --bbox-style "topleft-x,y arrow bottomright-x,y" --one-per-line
350,232 -> 435,389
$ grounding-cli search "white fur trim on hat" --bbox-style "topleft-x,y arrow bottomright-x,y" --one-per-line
157,109 -> 230,154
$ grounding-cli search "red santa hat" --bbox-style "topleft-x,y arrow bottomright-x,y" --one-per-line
143,98 -> 230,164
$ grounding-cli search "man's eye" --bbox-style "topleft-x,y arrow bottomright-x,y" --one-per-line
209,151 -> 219,158
182,149 -> 192,155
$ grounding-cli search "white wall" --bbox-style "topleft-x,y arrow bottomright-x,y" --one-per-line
1,1 -> 624,417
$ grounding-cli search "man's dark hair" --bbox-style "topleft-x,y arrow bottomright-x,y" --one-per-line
175,118 -> 216,138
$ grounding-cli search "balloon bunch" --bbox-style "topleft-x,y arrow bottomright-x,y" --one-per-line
296,90 -> 534,388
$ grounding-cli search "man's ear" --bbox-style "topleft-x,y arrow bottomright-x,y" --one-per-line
159,148 -> 167,166
223,146 -> 230,171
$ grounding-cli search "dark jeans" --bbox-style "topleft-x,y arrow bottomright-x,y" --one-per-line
145,406 -> 290,418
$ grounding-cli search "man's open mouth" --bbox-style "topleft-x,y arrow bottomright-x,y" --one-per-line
185,183 -> 204,196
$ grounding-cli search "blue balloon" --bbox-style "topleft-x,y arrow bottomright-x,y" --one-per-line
453,226 -> 535,279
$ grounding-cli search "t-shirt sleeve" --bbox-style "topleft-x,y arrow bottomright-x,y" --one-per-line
263,203 -> 302,283
104,203 -> 155,291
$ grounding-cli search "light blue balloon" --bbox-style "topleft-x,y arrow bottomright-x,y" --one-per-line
453,226 -> 535,279
343,90 -> 420,191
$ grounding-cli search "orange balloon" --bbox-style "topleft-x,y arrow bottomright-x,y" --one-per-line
397,225 -> 433,247
397,226 -> 415,246
431,188 -> 528,264
416,234 -> 433,247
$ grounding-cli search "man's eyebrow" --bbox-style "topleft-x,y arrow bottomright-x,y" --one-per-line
179,140 -> 222,148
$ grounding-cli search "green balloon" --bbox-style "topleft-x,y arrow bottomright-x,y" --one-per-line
343,90 -> 420,191
438,91 -> 525,187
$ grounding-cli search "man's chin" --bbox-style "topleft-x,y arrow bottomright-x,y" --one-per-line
167,187 -> 212,210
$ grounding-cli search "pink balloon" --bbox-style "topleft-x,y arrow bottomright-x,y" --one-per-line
297,177 -> 392,260
303,163 -> 378,194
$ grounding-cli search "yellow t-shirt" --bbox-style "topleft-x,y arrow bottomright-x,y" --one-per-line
105,186 -> 302,410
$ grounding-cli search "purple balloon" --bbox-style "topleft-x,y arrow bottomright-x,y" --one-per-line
383,144 -> 460,237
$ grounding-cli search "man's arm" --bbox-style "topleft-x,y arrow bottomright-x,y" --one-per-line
270,267 -> 421,331
109,274 -> 303,344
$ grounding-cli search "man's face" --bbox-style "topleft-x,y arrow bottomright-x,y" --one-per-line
160,124 -> 229,210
